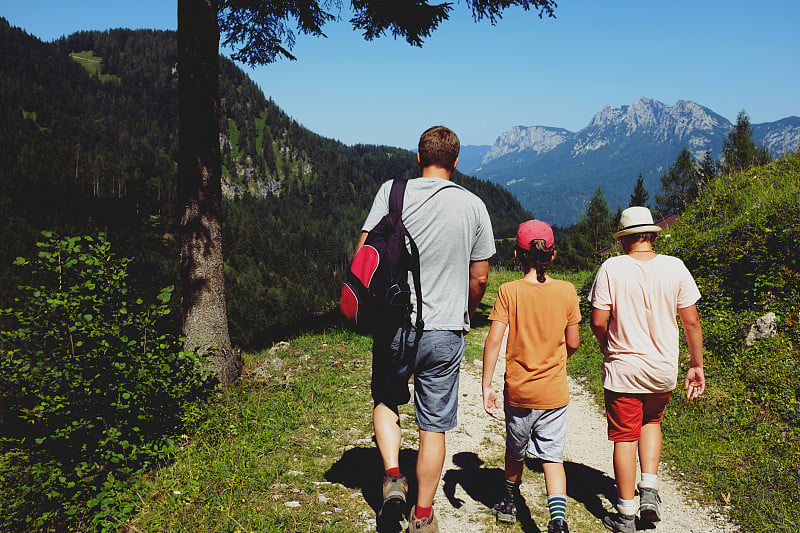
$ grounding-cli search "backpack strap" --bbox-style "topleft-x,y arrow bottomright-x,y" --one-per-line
406,233 -> 424,332
388,178 -> 424,332
388,178 -> 407,222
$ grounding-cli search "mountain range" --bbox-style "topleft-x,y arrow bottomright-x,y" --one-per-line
458,98 -> 799,226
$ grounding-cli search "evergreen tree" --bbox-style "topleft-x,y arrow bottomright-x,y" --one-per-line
698,149 -> 717,186
656,148 -> 701,214
554,187 -> 615,271
721,110 -> 772,174
583,186 -> 615,251
262,126 -> 277,176
629,173 -> 649,207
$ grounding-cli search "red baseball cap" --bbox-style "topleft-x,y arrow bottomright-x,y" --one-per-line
516,219 -> 554,250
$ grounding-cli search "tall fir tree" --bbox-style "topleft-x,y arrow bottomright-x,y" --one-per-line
656,148 -> 701,214
698,149 -> 717,186
629,173 -> 649,207
721,110 -> 772,174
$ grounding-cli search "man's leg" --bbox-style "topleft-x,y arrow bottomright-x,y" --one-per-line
373,403 -> 402,470
416,429 -> 446,509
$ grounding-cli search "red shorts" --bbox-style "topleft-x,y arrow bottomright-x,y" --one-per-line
604,390 -> 671,442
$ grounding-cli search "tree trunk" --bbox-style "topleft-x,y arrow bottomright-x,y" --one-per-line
177,0 -> 241,382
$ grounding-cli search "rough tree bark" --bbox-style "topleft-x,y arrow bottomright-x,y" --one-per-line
177,0 -> 241,382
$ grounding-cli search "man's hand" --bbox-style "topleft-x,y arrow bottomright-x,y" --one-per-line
684,366 -> 705,400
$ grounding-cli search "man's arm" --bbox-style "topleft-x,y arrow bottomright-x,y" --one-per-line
590,308 -> 611,354
678,304 -> 705,400
355,231 -> 368,252
467,259 -> 490,320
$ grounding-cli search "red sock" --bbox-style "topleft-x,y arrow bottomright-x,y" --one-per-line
385,467 -> 401,478
414,505 -> 432,519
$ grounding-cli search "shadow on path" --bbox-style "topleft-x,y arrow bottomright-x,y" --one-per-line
325,444 -> 419,533
327,447 -> 620,532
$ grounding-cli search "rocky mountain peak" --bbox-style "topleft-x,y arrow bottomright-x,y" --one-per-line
482,124 -> 571,163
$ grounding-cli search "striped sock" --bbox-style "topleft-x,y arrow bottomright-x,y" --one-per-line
504,479 -> 519,500
547,494 -> 567,522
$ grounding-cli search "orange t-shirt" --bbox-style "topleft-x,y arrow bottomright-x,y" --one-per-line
488,278 -> 581,409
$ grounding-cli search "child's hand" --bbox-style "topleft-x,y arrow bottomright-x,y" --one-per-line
483,387 -> 501,419
684,366 -> 705,400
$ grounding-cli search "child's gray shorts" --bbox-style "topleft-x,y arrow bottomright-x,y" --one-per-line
504,404 -> 568,463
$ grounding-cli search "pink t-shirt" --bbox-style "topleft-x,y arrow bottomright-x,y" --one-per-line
588,254 -> 701,393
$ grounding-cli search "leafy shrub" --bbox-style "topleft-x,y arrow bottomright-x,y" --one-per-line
0,233 -> 209,531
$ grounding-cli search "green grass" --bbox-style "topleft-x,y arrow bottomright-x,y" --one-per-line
130,329 -> 378,532
70,51 -> 120,84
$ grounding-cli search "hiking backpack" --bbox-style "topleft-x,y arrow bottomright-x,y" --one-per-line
340,178 -> 423,333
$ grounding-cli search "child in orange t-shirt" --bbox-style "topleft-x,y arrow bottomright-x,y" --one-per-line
482,220 -> 581,533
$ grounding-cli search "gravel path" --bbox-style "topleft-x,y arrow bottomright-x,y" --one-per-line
423,334 -> 738,532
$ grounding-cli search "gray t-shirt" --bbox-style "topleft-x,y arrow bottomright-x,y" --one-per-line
362,177 -> 496,332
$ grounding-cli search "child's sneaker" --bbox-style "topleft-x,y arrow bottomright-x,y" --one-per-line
492,496 -> 517,524
408,506 -> 438,533
638,487 -> 661,522
379,474 -> 407,520
547,518 -> 570,532
602,512 -> 636,533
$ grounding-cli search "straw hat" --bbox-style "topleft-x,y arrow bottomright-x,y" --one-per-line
613,206 -> 663,239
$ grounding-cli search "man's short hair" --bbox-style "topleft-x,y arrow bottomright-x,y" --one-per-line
418,126 -> 460,171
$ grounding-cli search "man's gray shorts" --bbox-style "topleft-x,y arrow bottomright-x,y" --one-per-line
504,404 -> 568,463
371,327 -> 465,433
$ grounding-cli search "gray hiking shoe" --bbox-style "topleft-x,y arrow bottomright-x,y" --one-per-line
547,518 -> 570,533
492,496 -> 517,524
408,506 -> 438,533
638,487 -> 662,522
602,512 -> 636,533
380,474 -> 407,520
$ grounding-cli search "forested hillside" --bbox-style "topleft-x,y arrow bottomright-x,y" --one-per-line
0,20 -> 530,347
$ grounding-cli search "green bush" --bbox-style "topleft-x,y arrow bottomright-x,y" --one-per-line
0,233 -> 209,531
652,153 -> 800,529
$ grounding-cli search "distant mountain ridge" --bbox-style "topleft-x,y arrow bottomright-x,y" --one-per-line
460,98 -> 799,226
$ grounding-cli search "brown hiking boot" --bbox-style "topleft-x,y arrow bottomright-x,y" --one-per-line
380,474 -> 408,520
408,506 -> 438,533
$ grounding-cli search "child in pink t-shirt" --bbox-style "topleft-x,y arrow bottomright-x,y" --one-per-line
589,206 -> 705,533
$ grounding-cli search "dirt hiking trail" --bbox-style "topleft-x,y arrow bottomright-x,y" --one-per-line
406,333 -> 738,533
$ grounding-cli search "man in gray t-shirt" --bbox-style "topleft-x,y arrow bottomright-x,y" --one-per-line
356,126 -> 495,532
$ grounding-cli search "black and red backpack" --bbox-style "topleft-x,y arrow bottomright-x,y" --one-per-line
340,178 -> 423,333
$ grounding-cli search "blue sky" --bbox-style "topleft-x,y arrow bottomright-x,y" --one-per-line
4,1 -> 799,148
